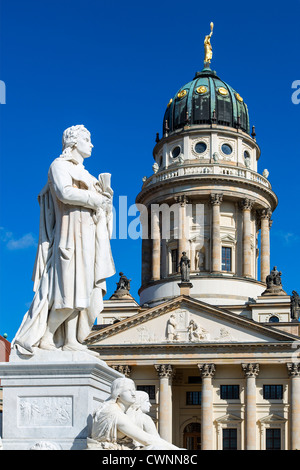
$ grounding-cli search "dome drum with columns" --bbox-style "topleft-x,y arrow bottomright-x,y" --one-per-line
136,48 -> 277,308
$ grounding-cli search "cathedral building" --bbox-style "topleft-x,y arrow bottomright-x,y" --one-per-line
87,28 -> 300,451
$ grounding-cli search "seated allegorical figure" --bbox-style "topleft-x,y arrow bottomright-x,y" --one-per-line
87,377 -> 181,450
126,390 -> 159,447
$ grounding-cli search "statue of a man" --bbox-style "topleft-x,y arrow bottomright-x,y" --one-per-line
266,266 -> 282,289
12,125 -> 115,355
179,252 -> 191,282
166,314 -> 177,341
291,291 -> 300,320
116,272 -> 131,292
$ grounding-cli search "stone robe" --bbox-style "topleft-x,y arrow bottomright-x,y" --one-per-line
13,155 -> 115,355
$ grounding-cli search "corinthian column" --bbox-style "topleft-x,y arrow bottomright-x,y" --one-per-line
259,208 -> 272,283
240,198 -> 254,278
111,365 -> 132,377
198,363 -> 216,450
242,363 -> 259,450
151,206 -> 161,281
287,363 -> 300,450
175,195 -> 189,270
155,364 -> 175,442
141,205 -> 152,284
210,194 -> 223,273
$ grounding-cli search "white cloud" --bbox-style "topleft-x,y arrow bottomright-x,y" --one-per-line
273,230 -> 300,245
0,228 -> 37,250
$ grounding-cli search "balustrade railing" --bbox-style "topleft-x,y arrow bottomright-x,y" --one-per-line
142,164 -> 271,189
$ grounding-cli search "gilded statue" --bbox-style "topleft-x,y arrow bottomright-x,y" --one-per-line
204,22 -> 214,64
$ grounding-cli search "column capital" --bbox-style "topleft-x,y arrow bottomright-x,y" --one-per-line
174,195 -> 189,206
240,198 -> 254,211
111,365 -> 132,377
242,363 -> 260,377
258,207 -> 272,220
287,362 -> 300,377
210,193 -> 223,206
198,363 -> 216,378
155,364 -> 175,378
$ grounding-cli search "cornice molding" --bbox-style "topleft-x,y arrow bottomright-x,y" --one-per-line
87,294 -> 299,347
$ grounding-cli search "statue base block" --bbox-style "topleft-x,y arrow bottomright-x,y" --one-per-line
0,350 -> 122,450
178,282 -> 193,296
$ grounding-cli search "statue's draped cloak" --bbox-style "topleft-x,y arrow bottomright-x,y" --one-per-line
13,157 -> 115,354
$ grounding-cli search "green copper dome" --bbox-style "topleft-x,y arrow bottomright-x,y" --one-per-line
163,67 -> 250,135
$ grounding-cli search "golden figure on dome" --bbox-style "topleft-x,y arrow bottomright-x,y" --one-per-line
204,22 -> 214,64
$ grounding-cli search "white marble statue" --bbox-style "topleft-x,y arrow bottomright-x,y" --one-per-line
12,125 -> 115,356
87,377 -> 181,450
166,314 -> 177,341
126,390 -> 160,446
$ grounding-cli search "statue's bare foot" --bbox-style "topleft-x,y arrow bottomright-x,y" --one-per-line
85,348 -> 100,358
39,339 -> 57,351
62,342 -> 88,352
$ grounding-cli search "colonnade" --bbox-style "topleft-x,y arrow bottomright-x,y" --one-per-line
113,362 -> 300,449
143,194 -> 272,284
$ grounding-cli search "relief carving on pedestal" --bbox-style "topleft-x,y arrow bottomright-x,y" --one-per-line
19,396 -> 73,427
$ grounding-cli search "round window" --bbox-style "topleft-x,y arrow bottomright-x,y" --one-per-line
221,143 -> 232,155
195,142 -> 207,154
171,146 -> 181,159
244,150 -> 250,159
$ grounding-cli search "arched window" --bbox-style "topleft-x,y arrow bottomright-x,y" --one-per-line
183,423 -> 201,450
269,316 -> 279,323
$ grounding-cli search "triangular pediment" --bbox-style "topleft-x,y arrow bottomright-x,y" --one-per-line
215,413 -> 242,424
258,414 -> 287,424
87,296 -> 298,347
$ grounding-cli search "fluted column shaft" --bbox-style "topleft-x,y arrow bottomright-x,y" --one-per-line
151,207 -> 161,281
242,363 -> 259,450
198,363 -> 216,450
241,199 -> 253,278
287,363 -> 300,450
259,208 -> 272,283
155,364 -> 175,442
210,194 -> 223,273
175,195 -> 188,270
141,206 -> 152,284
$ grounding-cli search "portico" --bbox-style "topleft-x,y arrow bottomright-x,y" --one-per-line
88,296 -> 300,450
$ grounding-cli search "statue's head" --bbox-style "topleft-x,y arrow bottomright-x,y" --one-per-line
134,391 -> 151,413
110,377 -> 136,407
62,125 -> 93,159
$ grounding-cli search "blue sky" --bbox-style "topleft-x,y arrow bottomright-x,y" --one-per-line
0,0 -> 300,341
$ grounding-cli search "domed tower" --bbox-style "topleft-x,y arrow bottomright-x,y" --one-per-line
136,25 -> 277,308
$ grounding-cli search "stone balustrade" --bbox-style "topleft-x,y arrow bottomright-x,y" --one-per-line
142,164 -> 271,189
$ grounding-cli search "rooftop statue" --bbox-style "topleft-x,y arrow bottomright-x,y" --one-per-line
204,22 -> 214,65
12,125 -> 115,356
262,266 -> 287,296
179,252 -> 191,283
291,291 -> 300,321
116,272 -> 131,293
110,272 -> 132,299
87,377 -> 182,450
266,266 -> 282,289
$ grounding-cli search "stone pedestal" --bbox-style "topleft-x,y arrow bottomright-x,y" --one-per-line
0,350 -> 122,450
178,282 -> 193,296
